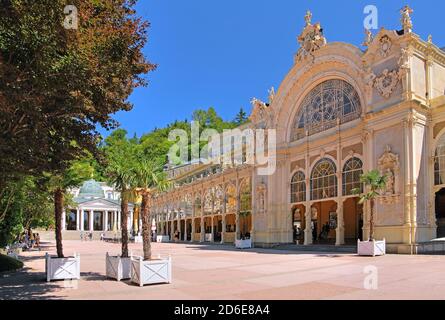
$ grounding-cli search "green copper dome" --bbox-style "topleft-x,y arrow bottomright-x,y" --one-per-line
78,179 -> 105,199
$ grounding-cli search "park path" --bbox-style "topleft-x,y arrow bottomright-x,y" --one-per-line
1,240 -> 445,300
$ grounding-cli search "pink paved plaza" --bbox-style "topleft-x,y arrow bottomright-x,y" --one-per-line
1,240 -> 445,300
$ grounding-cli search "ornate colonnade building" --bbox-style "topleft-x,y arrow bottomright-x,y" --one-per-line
152,7 -> 445,253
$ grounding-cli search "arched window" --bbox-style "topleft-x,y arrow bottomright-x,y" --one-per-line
214,186 -> 224,214
291,79 -> 361,141
435,134 -> 445,186
342,157 -> 363,196
239,179 -> 252,213
203,191 -> 213,215
291,171 -> 306,203
194,195 -> 202,216
184,194 -> 193,216
311,158 -> 337,200
225,184 -> 237,213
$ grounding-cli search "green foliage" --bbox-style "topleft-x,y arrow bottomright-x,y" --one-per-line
0,254 -> 24,273
352,169 -> 387,241
103,129 -> 139,200
234,107 -> 249,126
133,158 -> 170,193
0,176 -> 55,247
352,170 -> 387,203
0,0 -> 154,183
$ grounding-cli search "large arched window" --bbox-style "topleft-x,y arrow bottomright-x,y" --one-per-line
194,195 -> 202,216
291,79 -> 361,141
184,194 -> 193,216
203,190 -> 213,215
435,134 -> 445,186
291,171 -> 306,203
239,179 -> 252,213
214,186 -> 224,214
342,157 -> 363,196
311,158 -> 337,200
225,184 -> 237,213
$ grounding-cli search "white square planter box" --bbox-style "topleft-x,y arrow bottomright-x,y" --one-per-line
235,239 -> 252,249
45,253 -> 80,282
130,256 -> 172,286
105,253 -> 132,281
134,236 -> 143,243
204,233 -> 213,242
357,239 -> 386,256
156,235 -> 169,243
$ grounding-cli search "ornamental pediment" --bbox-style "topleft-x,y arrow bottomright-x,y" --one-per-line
362,29 -> 402,64
75,198 -> 125,209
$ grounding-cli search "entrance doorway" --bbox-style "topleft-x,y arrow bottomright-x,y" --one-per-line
436,188 -> 445,238
311,201 -> 336,244
186,220 -> 192,241
343,197 -> 363,242
291,205 -> 305,244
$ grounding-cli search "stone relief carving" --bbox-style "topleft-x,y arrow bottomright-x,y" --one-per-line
294,10 -> 327,63
249,98 -> 268,123
379,35 -> 392,58
377,145 -> 401,204
256,183 -> 267,213
398,47 -> 411,70
371,68 -> 401,98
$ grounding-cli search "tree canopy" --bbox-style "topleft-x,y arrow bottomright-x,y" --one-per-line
0,0 -> 154,183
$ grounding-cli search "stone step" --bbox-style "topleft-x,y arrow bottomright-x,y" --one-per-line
273,244 -> 357,253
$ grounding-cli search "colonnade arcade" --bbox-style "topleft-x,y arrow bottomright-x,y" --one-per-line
153,176 -> 252,244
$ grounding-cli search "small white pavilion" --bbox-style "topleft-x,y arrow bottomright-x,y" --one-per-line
63,179 -> 138,235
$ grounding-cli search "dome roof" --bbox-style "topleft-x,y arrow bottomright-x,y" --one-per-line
78,179 -> 105,199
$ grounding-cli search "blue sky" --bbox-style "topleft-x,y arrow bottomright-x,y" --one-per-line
104,0 -> 445,137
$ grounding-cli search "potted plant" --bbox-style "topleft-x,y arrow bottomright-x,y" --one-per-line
105,251 -> 132,281
46,252 -> 80,282
104,144 -> 138,281
44,161 -> 92,281
131,160 -> 172,286
353,170 -> 387,256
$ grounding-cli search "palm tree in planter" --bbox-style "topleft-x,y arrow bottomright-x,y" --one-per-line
45,160 -> 93,281
104,162 -> 137,281
131,159 -> 171,286
353,169 -> 388,256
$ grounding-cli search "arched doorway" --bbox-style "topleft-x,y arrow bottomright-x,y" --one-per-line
310,158 -> 337,244
291,204 -> 305,244
435,188 -> 445,238
434,133 -> 445,238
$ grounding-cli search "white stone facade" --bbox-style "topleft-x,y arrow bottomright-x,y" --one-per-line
152,9 -> 445,253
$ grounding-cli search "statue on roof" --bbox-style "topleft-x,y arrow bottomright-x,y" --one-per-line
294,10 -> 327,63
268,87 -> 275,104
400,5 -> 413,33
362,28 -> 374,47
304,10 -> 312,26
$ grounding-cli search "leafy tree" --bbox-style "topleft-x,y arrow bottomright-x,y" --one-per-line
133,159 -> 169,260
353,170 -> 387,241
234,107 -> 248,126
0,0 -> 154,187
0,176 -> 55,247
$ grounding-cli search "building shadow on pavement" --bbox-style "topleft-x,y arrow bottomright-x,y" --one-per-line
81,272 -> 108,282
183,243 -> 356,257
0,268 -> 65,300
